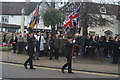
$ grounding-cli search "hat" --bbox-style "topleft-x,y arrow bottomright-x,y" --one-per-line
28,31 -> 34,34
66,36 -> 72,39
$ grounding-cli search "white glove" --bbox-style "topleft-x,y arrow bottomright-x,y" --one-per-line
49,46 -> 50,50
73,40 -> 76,43
25,46 -> 28,50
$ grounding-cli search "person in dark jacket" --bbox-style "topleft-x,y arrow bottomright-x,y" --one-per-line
112,37 -> 120,64
54,34 -> 60,60
75,34 -> 83,56
61,36 -> 75,74
10,33 -> 18,53
33,32 -> 40,60
17,34 -> 24,54
49,36 -> 54,60
96,37 -> 104,58
85,35 -> 92,57
24,32 -> 36,69
109,37 -> 114,58
103,37 -> 110,58
89,35 -> 97,59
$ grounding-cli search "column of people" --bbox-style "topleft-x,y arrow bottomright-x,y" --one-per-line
1,31 -> 120,72
75,34 -> 120,64
2,31 -> 120,68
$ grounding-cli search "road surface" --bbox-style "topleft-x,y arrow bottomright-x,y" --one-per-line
1,62 -> 119,79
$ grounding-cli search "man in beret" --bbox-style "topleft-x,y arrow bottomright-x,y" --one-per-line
61,36 -> 75,73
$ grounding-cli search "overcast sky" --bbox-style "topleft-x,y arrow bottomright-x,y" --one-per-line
0,0 -> 119,5
0,0 -> 42,2
0,0 -> 119,2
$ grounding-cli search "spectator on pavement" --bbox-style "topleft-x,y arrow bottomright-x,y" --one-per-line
17,34 -> 24,54
54,34 -> 60,60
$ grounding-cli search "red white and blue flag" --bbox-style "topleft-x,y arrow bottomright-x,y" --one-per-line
29,5 -> 39,29
63,6 -> 80,32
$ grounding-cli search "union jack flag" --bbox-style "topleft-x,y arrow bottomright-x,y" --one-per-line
63,6 -> 80,32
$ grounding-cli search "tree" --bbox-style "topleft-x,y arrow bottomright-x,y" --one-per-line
79,2 -> 115,36
42,8 -> 64,38
80,13 -> 115,36
60,2 -> 117,36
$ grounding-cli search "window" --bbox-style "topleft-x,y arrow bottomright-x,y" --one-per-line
1,16 -> 9,23
89,31 -> 95,36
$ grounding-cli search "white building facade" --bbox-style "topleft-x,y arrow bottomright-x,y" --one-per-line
79,15 -> 119,37
88,16 -> 118,37
0,2 -> 51,32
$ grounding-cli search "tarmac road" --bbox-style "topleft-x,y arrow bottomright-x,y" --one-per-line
1,62 -> 119,79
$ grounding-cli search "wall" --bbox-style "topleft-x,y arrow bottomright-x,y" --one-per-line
118,20 -> 120,34
0,16 -> 1,23
88,25 -> 118,37
0,14 -> 51,30
87,15 -> 118,37
9,15 -> 29,26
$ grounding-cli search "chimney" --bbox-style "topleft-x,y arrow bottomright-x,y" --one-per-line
26,0 -> 30,3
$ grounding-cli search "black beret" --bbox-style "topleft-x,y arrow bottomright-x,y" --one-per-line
67,36 -> 72,39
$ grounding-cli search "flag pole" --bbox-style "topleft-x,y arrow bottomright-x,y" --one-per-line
21,8 -> 25,37
36,3 -> 40,33
72,5 -> 80,57
28,3 -> 40,33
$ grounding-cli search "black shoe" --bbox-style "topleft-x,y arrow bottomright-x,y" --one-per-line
50,58 -> 52,60
33,57 -> 35,60
37,58 -> 39,60
61,68 -> 64,73
68,72 -> 74,74
24,64 -> 28,69
30,67 -> 36,69
55,58 -> 58,60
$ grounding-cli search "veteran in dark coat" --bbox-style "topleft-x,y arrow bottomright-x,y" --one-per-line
24,32 -> 36,69
61,36 -> 75,73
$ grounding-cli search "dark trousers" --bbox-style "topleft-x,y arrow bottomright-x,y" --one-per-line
54,48 -> 59,60
24,55 -> 33,68
90,48 -> 95,59
39,50 -> 44,57
49,49 -> 54,60
18,42 -> 23,54
24,46 -> 34,68
34,41 -> 40,58
12,43 -> 17,53
104,48 -> 109,57
62,57 -> 72,72
85,48 -> 91,57
112,53 -> 119,64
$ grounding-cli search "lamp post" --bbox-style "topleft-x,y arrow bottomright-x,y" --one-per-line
118,1 -> 120,35
21,8 -> 25,37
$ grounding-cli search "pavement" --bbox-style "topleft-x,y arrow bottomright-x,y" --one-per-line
1,51 -> 119,74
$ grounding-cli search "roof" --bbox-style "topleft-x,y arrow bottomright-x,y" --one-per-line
1,23 -> 27,29
60,2 -> 119,16
1,2 -> 39,15
104,30 -> 113,33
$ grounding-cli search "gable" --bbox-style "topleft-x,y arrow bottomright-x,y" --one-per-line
1,2 -> 38,15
